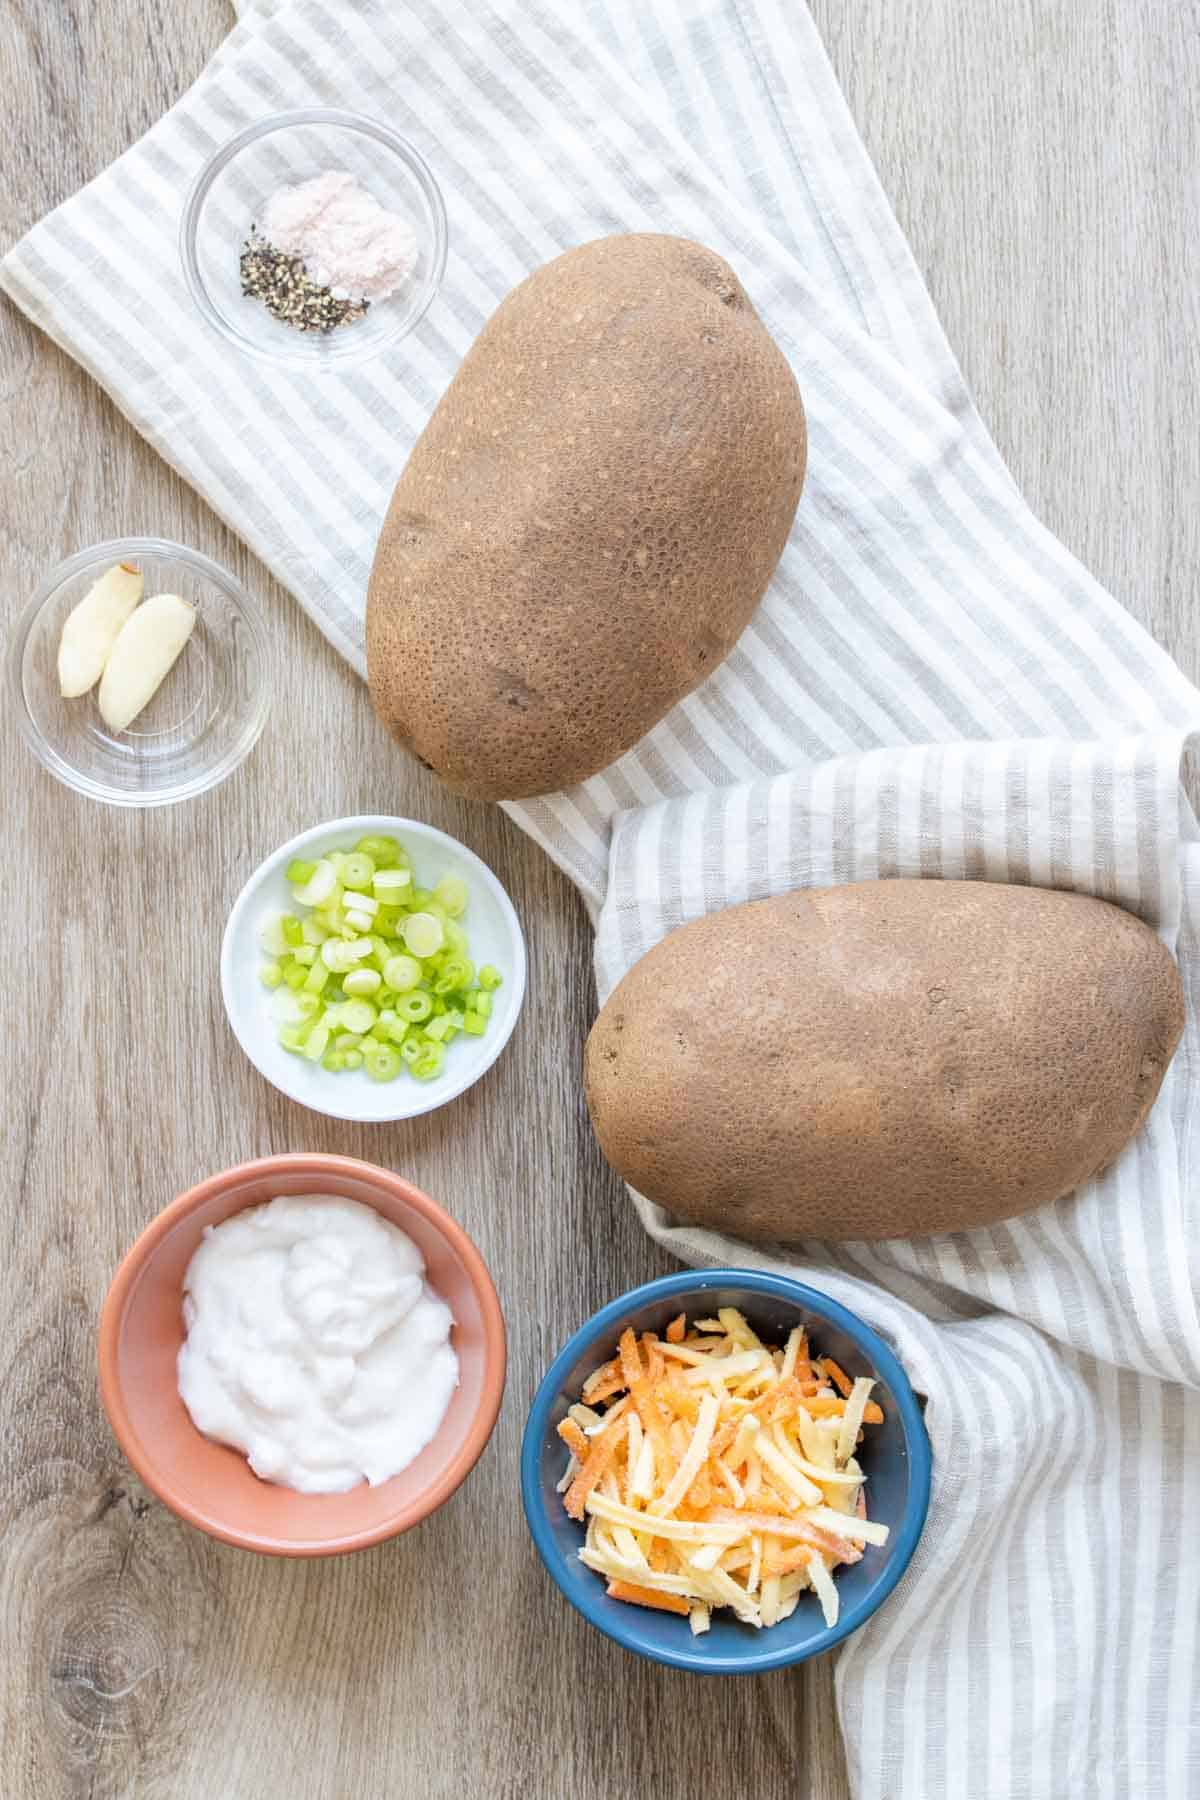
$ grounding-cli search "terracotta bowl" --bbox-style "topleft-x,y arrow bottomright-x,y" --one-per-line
98,1153 -> 506,1555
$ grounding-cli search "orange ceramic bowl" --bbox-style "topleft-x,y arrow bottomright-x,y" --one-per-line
98,1153 -> 506,1555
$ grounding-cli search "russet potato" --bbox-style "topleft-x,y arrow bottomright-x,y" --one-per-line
367,233 -> 806,799
584,880 -> 1185,1241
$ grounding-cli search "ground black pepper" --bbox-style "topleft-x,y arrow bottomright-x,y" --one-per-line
239,228 -> 369,333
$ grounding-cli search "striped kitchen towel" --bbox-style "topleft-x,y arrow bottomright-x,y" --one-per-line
3,1 -> 1198,1794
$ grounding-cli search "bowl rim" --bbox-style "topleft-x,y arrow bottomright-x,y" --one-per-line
7,534 -> 270,809
179,106 -> 449,369
520,1267 -> 932,1674
97,1152 -> 507,1556
220,813 -> 528,1122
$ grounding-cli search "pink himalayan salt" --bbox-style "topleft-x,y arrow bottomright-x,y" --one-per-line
260,171 -> 418,304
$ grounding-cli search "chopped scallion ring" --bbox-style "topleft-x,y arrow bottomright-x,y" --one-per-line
292,859 -> 337,907
257,836 -> 503,1084
401,912 -> 444,958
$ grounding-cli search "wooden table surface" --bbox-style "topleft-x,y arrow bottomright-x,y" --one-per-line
2,3 -> 1195,1797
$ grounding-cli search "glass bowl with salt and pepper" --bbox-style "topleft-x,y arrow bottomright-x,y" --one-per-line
181,108 -> 448,368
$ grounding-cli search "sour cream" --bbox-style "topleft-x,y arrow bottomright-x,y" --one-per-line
177,1194 -> 458,1494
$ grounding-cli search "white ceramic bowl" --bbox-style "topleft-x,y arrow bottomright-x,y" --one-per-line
221,816 -> 526,1121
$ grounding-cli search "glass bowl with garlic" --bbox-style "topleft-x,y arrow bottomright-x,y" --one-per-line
8,538 -> 269,806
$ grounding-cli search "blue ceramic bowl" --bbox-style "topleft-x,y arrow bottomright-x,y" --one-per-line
521,1269 -> 931,1674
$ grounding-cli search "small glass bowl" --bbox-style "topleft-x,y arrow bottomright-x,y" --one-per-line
9,537 -> 269,807
180,108 -> 448,369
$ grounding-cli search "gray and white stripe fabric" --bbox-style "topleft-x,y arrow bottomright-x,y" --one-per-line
4,1 -> 1198,1792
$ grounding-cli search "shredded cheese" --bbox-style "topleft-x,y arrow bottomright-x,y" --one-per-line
836,1377 -> 877,1464
755,1436 -> 824,1506
807,1552 -> 840,1628
806,1504 -> 890,1546
559,1309 -> 888,1637
688,1542 -> 725,1572
770,1422 -> 863,1489
650,1392 -> 720,1515
681,1349 -> 763,1385
780,1327 -> 805,1381
586,1491 -> 743,1543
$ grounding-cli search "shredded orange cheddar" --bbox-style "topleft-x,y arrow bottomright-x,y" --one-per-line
561,1309 -> 889,1633
607,1580 -> 690,1616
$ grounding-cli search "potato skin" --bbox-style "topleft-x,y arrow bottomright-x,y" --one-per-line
367,234 -> 806,800
584,881 -> 1185,1242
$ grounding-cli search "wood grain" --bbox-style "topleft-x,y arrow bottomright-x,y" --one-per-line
0,2 -> 1194,1797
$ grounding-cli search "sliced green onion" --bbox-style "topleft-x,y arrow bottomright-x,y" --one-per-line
383,953 -> 422,992
411,1044 -> 445,1080
356,835 -> 402,865
372,868 -> 411,901
435,955 -> 474,994
434,874 -> 469,917
259,834 -> 499,1086
402,912 -> 444,958
365,1042 -> 402,1082
271,989 -> 306,1024
339,999 -> 378,1035
398,991 -> 434,1023
342,852 -> 376,890
259,918 -> 288,957
343,968 -> 381,996
443,920 -> 469,957
323,937 -> 372,969
293,859 -> 337,907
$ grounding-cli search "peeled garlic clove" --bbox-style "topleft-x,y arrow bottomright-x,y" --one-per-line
57,561 -> 144,696
98,593 -> 197,733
